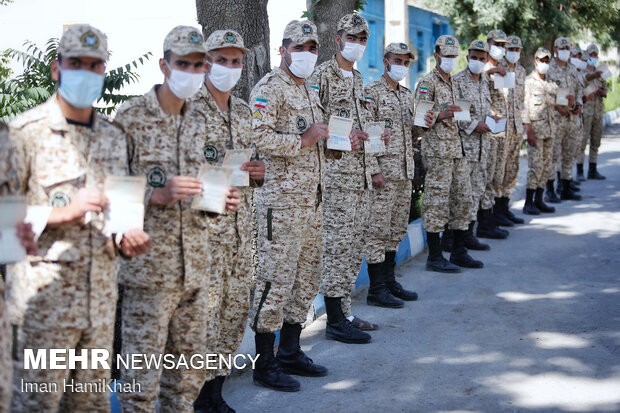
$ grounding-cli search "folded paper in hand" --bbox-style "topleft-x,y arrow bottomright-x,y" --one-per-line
192,164 -> 233,214
223,149 -> 253,187
485,115 -> 506,134
584,83 -> 599,97
0,195 -> 28,263
454,99 -> 472,122
598,64 -> 612,81
327,116 -> 353,151
364,121 -> 386,154
494,72 -> 515,89
103,176 -> 146,236
556,88 -> 569,106
414,101 -> 434,127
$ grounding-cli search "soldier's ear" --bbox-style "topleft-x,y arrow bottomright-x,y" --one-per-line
51,59 -> 60,82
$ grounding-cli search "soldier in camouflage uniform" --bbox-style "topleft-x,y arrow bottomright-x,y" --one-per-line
578,44 -> 607,180
571,45 -> 587,182
522,48 -> 558,215
308,13 -> 386,345
415,35 -> 481,272
546,37 -> 583,202
478,29 -> 510,239
249,20 -> 353,392
115,27 -> 239,413
452,40 -> 493,252
9,25 -> 151,413
363,41 -> 420,305
497,35 -> 526,225
191,30 -> 265,413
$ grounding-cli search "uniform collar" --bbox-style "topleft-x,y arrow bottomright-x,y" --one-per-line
196,83 -> 232,121
48,93 -> 99,133
144,85 -> 190,118
273,66 -> 299,87
432,67 -> 452,85
328,56 -> 359,80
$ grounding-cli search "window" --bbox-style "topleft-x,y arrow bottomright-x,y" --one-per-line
417,30 -> 424,73
368,20 -> 377,68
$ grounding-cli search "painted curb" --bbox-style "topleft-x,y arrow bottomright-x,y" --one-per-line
604,107 -> 620,128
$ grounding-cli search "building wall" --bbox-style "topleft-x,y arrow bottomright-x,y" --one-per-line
358,0 -> 386,85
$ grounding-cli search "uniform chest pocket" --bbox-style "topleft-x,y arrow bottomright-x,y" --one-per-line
40,175 -> 85,208
533,91 -> 545,105
138,152 -> 176,189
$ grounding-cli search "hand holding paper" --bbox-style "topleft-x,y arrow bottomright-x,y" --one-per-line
103,176 -> 147,236
364,121 -> 386,154
327,116 -> 354,151
485,115 -> 507,134
414,101 -> 435,127
191,164 -> 234,214
454,99 -> 472,122
223,149 -> 253,187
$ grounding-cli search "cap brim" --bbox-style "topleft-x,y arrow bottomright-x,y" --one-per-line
207,44 -> 251,55
291,35 -> 320,46
167,46 -> 208,57
439,45 -> 459,56
346,27 -> 370,36
61,49 -> 109,61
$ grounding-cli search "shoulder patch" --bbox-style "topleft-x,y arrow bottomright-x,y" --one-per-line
310,85 -> 320,94
253,97 -> 267,110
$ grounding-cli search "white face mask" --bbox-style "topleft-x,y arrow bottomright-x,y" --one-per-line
286,50 -> 317,79
489,45 -> 505,60
556,50 -> 570,62
439,56 -> 457,74
468,59 -> 485,74
505,51 -> 520,64
387,64 -> 408,82
166,62 -> 204,99
570,57 -> 581,68
340,41 -> 366,63
208,63 -> 242,92
536,62 -> 549,75
587,57 -> 598,67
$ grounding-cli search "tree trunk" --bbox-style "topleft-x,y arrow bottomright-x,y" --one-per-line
308,0 -> 357,65
196,0 -> 270,102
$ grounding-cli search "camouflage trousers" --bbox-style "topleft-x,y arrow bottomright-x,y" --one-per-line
491,133 -> 509,198
119,286 -> 208,413
527,136 -> 555,189
0,298 -> 11,413
366,180 -> 412,264
550,112 -> 578,180
482,137 -> 498,210
12,321 -> 114,413
320,187 -> 369,318
579,106 -> 604,164
251,202 -> 322,333
205,240 -> 252,381
422,156 -> 472,233
501,130 -> 523,197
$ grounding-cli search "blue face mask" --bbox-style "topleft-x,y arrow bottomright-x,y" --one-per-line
587,57 -> 598,67
58,69 -> 105,109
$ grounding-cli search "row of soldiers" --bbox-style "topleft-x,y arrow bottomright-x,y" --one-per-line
0,13 -> 609,413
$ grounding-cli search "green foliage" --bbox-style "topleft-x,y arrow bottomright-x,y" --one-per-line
424,0 -> 620,53
0,52 -> 12,80
301,0 -> 366,19
604,77 -> 620,113
0,38 -> 151,122
0,0 -> 13,5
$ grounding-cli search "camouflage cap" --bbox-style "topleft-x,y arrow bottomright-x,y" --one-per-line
283,20 -> 319,45
586,44 -> 599,55
487,29 -> 507,43
535,47 -> 551,60
435,35 -> 459,56
337,13 -> 370,36
205,30 -> 250,54
59,24 -> 109,61
554,37 -> 570,48
570,45 -> 582,55
468,39 -> 489,53
384,42 -> 416,60
163,26 -> 207,56
506,35 -> 522,49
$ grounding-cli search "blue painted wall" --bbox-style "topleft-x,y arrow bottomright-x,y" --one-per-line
358,0 -> 386,85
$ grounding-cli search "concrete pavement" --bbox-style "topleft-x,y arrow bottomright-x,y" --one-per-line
222,120 -> 620,412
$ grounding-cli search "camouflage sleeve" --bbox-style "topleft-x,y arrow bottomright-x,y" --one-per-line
573,69 -> 583,106
522,78 -> 532,125
363,85 -> 382,175
413,77 -> 434,137
7,124 -> 30,195
250,82 -> 302,158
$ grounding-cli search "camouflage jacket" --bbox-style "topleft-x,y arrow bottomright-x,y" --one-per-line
415,68 -> 464,159
309,57 -> 379,189
523,72 -> 558,139
365,75 -> 415,179
484,60 -> 508,120
583,67 -> 606,113
547,59 -> 583,109
502,60 -> 527,135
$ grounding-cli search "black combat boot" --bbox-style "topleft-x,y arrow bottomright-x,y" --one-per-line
576,163 -> 586,181
193,376 -> 235,413
194,378 -> 218,413
253,332 -> 300,392
450,229 -> 484,268
492,197 -> 514,227
588,162 -> 606,180
522,189 -> 540,215
570,180 -> 581,191
441,225 -> 454,252
503,197 -> 524,224
367,262 -> 404,308
324,297 -> 371,344
560,179 -> 582,200
544,180 -> 561,204
384,251 -> 418,301
476,208 -> 509,239
425,232 -> 461,273
463,221 -> 490,250
277,323 -> 328,377
534,187 -> 555,213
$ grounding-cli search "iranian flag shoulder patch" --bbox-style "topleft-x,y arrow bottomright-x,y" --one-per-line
419,87 -> 429,96
364,96 -> 372,104
253,97 -> 267,109
310,85 -> 320,94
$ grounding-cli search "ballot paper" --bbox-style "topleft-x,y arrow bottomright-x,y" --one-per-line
327,116 -> 353,151
454,99 -> 472,122
584,82 -> 599,97
0,195 -> 28,263
364,121 -> 386,154
598,64 -> 612,81
556,88 -> 570,106
222,149 -> 253,187
414,101 -> 435,127
192,164 -> 233,214
494,72 -> 515,89
485,116 -> 507,134
103,176 -> 146,236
